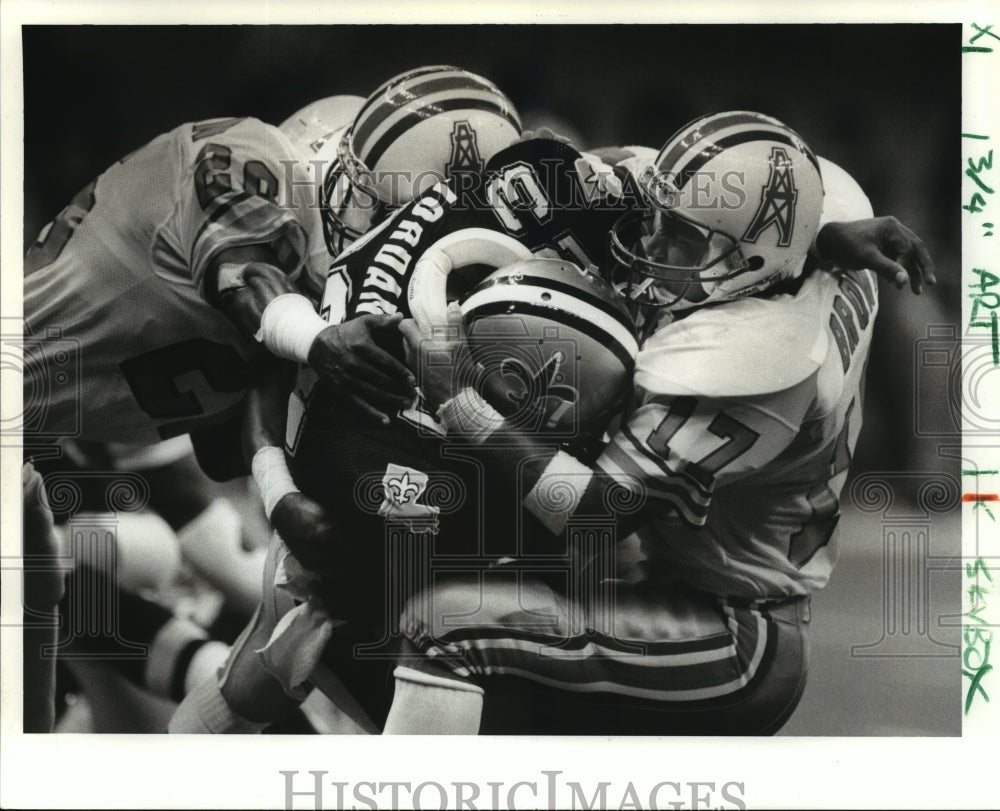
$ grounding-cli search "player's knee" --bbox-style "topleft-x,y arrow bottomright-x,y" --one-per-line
401,574 -> 490,643
401,571 -> 562,646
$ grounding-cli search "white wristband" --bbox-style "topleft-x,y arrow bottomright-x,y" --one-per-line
523,450 -> 594,535
436,388 -> 505,444
255,293 -> 328,364
251,446 -> 299,520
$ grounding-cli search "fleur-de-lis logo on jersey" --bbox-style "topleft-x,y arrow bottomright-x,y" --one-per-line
379,463 -> 439,534
386,471 -> 421,505
742,146 -> 798,248
447,120 -> 484,180
499,350 -> 579,429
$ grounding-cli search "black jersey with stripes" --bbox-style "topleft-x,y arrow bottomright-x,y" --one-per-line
319,137 -> 634,324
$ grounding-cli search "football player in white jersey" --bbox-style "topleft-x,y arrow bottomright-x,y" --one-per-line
24,115 -> 420,446
19,95 -> 425,732
385,111 -> 932,734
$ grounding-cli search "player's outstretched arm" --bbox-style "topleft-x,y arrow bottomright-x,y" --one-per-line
816,216 -> 936,294
240,353 -> 297,472
209,244 -> 416,423
241,355 -> 344,574
811,156 -> 935,294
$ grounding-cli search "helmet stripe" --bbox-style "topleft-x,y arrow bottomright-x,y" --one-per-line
473,273 -> 636,336
656,112 -> 778,175
353,65 -> 457,122
463,288 -> 639,364
663,122 -> 796,180
674,129 -> 821,187
353,74 -> 513,152
362,96 -> 521,171
466,299 -> 637,371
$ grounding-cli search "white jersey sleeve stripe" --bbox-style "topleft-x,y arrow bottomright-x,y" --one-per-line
618,422 -> 713,500
598,440 -> 709,526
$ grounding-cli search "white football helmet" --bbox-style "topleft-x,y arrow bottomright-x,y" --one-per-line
339,65 -> 522,210
279,95 -> 368,257
609,111 -> 825,312
279,94 -> 365,164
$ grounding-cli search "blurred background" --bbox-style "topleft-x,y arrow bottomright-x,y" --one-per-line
22,24 -> 963,735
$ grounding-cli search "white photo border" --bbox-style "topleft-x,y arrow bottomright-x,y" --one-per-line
1,2 -> 996,809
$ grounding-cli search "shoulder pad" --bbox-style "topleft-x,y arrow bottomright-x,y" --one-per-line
635,293 -> 829,398
818,156 -> 874,224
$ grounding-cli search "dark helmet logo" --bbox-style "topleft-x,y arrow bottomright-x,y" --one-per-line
500,350 -> 578,429
742,146 -> 798,247
447,120 -> 484,180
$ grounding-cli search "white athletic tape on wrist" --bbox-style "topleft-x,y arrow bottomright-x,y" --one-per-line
255,293 -> 327,363
523,450 -> 594,534
436,388 -> 504,444
252,446 -> 298,520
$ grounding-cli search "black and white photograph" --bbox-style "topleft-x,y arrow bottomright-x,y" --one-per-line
1,3 -> 997,809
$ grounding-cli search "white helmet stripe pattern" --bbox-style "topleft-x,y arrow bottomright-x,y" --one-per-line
340,65 -> 522,208
675,130 -> 821,188
656,111 -> 778,169
364,94 -> 520,170
352,71 -> 519,153
656,112 -> 821,188
350,64 -> 454,122
349,66 -> 521,171
608,109 -> 825,313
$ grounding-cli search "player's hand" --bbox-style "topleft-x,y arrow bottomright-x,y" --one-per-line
307,313 -> 417,425
399,303 -> 474,410
269,492 -> 341,575
816,216 -> 936,293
